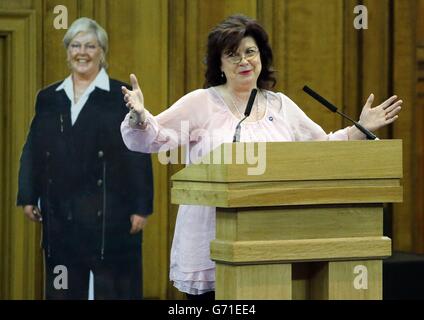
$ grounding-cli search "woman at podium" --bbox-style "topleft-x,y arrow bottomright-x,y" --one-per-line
120,15 -> 402,300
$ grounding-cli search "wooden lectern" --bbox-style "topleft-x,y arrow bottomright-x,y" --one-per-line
171,140 -> 402,300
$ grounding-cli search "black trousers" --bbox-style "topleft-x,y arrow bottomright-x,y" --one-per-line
44,248 -> 142,300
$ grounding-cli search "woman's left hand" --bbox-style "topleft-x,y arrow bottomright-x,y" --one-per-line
358,94 -> 403,132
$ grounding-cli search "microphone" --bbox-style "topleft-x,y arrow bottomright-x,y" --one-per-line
302,85 -> 378,140
232,88 -> 258,143
244,88 -> 258,117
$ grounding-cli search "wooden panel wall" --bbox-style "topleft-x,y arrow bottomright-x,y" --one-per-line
0,31 -> 6,300
276,0 -> 344,132
0,0 -> 421,299
0,6 -> 40,299
393,0 -> 417,251
361,0 -> 391,139
415,0 -> 424,252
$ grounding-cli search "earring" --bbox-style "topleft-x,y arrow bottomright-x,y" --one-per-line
221,72 -> 225,78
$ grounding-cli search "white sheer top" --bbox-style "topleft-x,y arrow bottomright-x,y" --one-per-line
121,87 -> 351,294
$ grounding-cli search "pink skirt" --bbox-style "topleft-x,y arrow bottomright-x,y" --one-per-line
170,267 -> 215,295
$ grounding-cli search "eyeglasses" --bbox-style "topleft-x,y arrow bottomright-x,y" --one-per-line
69,43 -> 99,52
224,47 -> 259,64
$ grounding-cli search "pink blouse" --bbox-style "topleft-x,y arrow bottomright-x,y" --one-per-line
121,87 -> 350,295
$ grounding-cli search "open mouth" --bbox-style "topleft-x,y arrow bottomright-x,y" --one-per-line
75,58 -> 90,64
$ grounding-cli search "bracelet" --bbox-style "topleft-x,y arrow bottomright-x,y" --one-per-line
129,109 -> 146,128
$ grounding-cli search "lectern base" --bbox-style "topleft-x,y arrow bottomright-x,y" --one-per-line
216,260 -> 382,300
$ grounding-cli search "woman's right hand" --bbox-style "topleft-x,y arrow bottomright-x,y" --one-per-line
121,74 -> 146,124
23,205 -> 42,222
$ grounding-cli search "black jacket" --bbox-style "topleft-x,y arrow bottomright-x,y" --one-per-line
17,78 -> 153,260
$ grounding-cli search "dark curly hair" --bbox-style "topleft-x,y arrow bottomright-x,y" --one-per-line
204,14 -> 276,90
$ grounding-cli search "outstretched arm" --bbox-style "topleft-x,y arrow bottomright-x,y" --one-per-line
121,74 -> 147,128
120,74 -> 207,154
348,94 -> 402,140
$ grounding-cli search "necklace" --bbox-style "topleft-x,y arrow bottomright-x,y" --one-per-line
228,90 -> 260,121
229,94 -> 245,118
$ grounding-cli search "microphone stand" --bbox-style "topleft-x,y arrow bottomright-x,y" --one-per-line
232,88 -> 258,143
232,116 -> 248,143
303,85 -> 378,140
